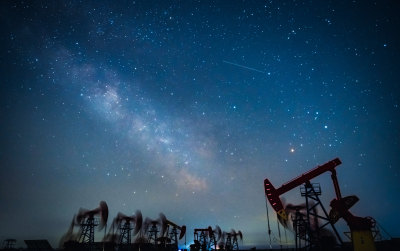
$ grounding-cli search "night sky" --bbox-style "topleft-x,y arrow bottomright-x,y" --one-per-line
1,0 -> 399,249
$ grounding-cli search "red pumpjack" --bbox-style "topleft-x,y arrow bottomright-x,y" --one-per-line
264,158 -> 376,251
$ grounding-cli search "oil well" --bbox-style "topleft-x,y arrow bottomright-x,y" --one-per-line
190,226 -> 220,251
219,229 -> 243,251
56,203 -> 194,251
263,158 -> 390,251
189,226 -> 242,251
60,201 -> 109,251
103,210 -> 143,249
3,158 -> 398,251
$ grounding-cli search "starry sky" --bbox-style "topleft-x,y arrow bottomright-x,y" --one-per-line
0,0 -> 399,249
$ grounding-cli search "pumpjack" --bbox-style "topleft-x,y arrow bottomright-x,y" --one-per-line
264,158 -> 376,251
164,219 -> 186,249
191,227 -> 212,251
221,230 -> 242,251
103,210 -> 142,249
76,201 -> 109,247
191,226 -> 220,251
60,201 -> 109,251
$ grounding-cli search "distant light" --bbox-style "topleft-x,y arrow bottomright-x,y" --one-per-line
290,148 -> 295,153
324,125 -> 328,129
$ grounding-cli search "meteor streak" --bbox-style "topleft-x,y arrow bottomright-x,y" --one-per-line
222,60 -> 265,74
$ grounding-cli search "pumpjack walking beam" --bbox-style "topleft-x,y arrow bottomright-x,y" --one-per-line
264,158 -> 342,220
